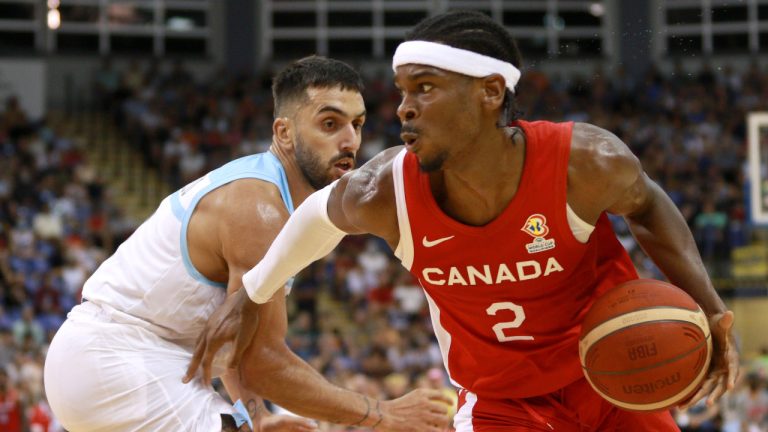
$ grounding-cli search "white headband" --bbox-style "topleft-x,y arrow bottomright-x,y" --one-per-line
392,40 -> 521,93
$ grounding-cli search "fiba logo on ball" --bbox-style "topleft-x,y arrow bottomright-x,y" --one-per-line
626,341 -> 657,361
579,279 -> 712,412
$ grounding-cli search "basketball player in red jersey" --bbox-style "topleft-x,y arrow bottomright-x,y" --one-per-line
188,11 -> 739,431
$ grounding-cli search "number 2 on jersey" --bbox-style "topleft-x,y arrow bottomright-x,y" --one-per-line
486,302 -> 534,342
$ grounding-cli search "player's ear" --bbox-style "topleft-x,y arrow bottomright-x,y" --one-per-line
481,74 -> 506,112
272,116 -> 294,151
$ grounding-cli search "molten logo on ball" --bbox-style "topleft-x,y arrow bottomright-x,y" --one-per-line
622,372 -> 681,394
579,279 -> 712,412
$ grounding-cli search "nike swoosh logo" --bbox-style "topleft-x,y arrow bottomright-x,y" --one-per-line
422,235 -> 455,248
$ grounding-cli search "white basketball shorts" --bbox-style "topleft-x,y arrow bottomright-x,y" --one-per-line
44,301 -> 234,432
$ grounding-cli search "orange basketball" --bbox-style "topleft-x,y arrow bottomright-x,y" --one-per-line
578,279 -> 712,412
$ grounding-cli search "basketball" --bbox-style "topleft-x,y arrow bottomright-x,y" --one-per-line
579,279 -> 712,412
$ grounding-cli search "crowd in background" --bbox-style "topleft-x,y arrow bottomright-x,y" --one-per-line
0,94 -> 136,430
0,55 -> 766,430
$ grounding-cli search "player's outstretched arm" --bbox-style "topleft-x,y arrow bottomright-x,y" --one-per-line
239,288 -> 452,431
569,122 -> 738,409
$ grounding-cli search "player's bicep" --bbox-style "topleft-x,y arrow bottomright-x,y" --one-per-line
219,183 -> 290,294
224,225 -> 287,295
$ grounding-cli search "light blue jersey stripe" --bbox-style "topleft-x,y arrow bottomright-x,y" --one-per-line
170,151 -> 294,288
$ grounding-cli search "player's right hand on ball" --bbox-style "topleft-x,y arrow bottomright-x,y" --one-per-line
378,388 -> 453,432
678,310 -> 739,411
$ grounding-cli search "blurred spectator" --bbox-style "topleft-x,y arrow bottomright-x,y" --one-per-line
753,346 -> 768,379
27,394 -> 53,432
0,368 -> 23,432
694,199 -> 728,263
12,305 -> 44,348
94,58 -> 120,110
2,96 -> 30,139
733,373 -> 768,432
382,373 -> 409,399
674,398 -> 720,432
121,59 -> 145,95
391,270 -> 424,327
288,311 -> 317,360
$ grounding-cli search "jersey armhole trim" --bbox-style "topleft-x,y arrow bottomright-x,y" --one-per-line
566,203 -> 595,243
392,149 -> 414,270
558,122 -> 595,245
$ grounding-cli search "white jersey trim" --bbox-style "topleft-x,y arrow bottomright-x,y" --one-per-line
566,203 -> 595,243
423,289 -> 458,387
392,149 -> 415,270
454,390 -> 477,432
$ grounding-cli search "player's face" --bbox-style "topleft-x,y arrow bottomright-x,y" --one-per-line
292,86 -> 366,189
394,65 -> 482,172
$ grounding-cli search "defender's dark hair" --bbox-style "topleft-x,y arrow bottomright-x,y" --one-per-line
405,10 -> 523,124
272,55 -> 364,117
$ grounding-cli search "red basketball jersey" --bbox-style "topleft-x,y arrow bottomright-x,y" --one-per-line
391,120 -> 638,399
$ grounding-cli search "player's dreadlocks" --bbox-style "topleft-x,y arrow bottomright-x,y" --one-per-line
405,10 -> 524,125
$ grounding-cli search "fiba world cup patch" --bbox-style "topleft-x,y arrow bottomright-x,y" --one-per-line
521,214 -> 556,254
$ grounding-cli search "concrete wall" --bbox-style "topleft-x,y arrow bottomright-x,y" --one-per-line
0,59 -> 46,120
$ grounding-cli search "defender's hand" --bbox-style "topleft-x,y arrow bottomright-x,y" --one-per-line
183,289 -> 259,385
678,310 -> 739,410
377,388 -> 453,432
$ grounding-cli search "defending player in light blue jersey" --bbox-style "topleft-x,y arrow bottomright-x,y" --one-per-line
44,56 -> 451,432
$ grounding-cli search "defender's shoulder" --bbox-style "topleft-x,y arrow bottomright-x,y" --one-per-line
206,178 -> 289,228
